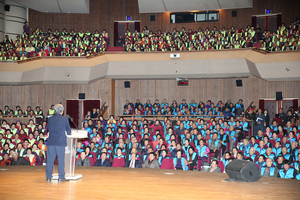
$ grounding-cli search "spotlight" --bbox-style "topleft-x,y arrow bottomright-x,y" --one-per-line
65,73 -> 70,77
286,68 -> 290,72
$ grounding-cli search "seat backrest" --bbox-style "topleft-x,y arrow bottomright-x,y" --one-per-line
218,160 -> 225,173
160,158 -> 174,170
112,157 -> 125,167
87,157 -> 94,166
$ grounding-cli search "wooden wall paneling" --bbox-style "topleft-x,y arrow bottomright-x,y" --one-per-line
1,78 -> 300,117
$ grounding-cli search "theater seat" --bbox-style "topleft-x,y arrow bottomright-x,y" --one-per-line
160,158 -> 174,170
112,157 -> 125,167
87,157 -> 94,166
218,160 -> 225,173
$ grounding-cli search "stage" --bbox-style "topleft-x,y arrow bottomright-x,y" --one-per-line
0,166 -> 299,200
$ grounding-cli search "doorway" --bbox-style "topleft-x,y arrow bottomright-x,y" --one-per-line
113,21 -> 140,46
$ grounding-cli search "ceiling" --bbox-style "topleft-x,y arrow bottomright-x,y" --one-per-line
138,0 -> 253,13
11,0 -> 89,13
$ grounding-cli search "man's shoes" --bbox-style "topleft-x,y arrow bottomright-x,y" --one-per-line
58,178 -> 69,182
46,179 -> 51,182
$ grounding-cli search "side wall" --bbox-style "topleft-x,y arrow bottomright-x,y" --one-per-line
28,0 -> 300,45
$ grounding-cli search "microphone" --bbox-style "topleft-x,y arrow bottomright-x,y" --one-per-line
66,115 -> 78,131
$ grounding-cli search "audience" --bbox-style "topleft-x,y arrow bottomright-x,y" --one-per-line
0,28 -> 108,61
0,99 -> 300,181
122,22 -> 300,52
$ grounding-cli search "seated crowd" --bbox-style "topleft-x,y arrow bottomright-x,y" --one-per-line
1,99 -> 300,180
79,98 -> 300,180
122,98 -> 243,119
0,28 -> 108,61
120,22 -> 300,52
0,105 -> 63,118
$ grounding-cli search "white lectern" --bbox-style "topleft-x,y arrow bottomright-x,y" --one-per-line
52,129 -> 88,180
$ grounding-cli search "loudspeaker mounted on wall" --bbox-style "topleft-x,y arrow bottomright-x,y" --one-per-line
232,11 -> 237,17
150,15 -> 155,21
225,160 -> 261,182
276,92 -> 283,101
124,81 -> 130,88
236,79 -> 242,87
79,93 -> 85,99
4,4 -> 10,12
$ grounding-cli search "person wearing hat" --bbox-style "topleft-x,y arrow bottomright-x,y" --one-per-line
278,160 -> 296,179
245,108 -> 256,121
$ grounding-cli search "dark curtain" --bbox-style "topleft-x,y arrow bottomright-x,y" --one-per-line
83,100 -> 101,119
135,21 -> 140,32
66,100 -> 79,128
293,99 -> 298,111
277,14 -> 282,28
252,16 -> 257,27
114,22 -> 118,46
259,100 -> 264,111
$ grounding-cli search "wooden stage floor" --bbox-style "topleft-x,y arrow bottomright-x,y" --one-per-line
0,166 -> 299,200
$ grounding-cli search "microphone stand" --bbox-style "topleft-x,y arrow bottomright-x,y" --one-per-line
66,115 -> 79,131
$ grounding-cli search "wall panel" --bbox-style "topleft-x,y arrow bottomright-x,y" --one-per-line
114,78 -> 300,116
0,79 -> 112,117
0,77 -> 300,117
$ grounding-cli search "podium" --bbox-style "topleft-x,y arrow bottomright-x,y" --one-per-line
52,129 -> 88,180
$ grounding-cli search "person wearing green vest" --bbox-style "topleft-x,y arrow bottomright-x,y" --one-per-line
47,105 -> 55,117
14,106 -> 21,115
35,106 -> 43,116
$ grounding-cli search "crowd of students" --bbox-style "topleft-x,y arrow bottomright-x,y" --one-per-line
0,28 -> 108,61
1,99 -> 300,180
121,22 -> 300,52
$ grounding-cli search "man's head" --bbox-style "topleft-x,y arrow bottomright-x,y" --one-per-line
101,152 -> 107,160
80,151 -> 86,160
283,160 -> 290,171
258,155 -> 265,163
54,104 -> 64,114
266,158 -> 273,167
243,139 -> 249,146
131,153 -> 136,161
149,152 -> 155,161
3,153 -> 9,161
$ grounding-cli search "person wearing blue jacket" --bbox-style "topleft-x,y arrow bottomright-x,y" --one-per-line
260,158 -> 278,177
173,150 -> 188,170
278,160 -> 296,179
46,104 -> 71,182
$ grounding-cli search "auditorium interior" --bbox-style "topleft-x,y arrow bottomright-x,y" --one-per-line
0,0 -> 300,199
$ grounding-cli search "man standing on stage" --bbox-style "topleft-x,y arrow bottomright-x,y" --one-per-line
46,104 -> 71,182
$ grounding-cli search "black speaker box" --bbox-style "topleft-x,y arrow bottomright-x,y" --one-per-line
225,160 -> 261,182
276,92 -> 283,101
4,4 -> 10,12
79,93 -> 85,99
232,11 -> 237,17
150,15 -> 155,21
236,79 -> 242,87
124,81 -> 130,88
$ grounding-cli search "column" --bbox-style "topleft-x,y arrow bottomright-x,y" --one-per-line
4,0 -> 27,40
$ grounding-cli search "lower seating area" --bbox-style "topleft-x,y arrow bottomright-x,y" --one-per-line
2,98 -> 299,180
